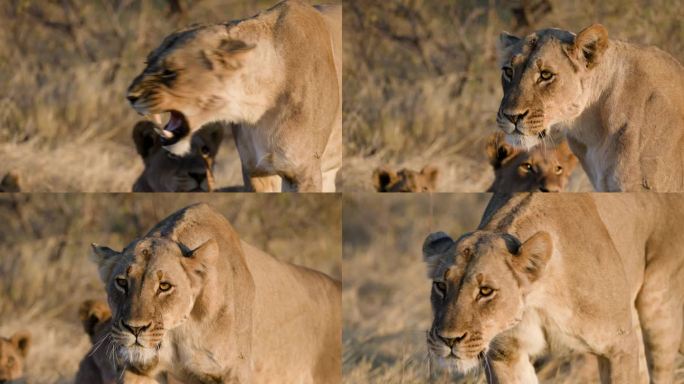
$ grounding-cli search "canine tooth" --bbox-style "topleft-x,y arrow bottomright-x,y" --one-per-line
153,126 -> 174,139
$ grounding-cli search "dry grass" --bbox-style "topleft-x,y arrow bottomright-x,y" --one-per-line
0,0 -> 284,192
0,193 -> 341,383
341,0 -> 684,192
342,193 -> 684,383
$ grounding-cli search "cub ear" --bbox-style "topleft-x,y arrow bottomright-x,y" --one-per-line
510,231 -> 552,285
78,300 -> 111,337
557,140 -> 579,174
195,124 -> 224,157
181,238 -> 219,276
422,232 -> 455,277
10,330 -> 31,358
486,132 -> 517,169
132,121 -> 160,159
572,24 -> 608,69
91,244 -> 121,284
372,166 -> 398,192
420,165 -> 440,190
212,39 -> 256,69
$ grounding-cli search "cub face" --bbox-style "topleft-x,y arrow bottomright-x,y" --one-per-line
373,165 -> 439,192
486,132 -> 577,192
132,121 -> 223,192
422,231 -> 552,373
497,25 -> 609,148
0,331 -> 31,382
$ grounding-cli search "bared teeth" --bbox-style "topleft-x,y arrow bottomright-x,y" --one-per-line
154,125 -> 174,139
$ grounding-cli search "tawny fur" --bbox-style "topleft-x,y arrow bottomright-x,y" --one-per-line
0,331 -> 31,382
372,165 -> 439,192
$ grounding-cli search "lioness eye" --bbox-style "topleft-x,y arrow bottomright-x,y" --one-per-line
540,70 -> 554,81
502,67 -> 513,79
159,282 -> 172,292
115,277 -> 128,290
479,287 -> 494,297
433,281 -> 447,296
556,165 -> 563,175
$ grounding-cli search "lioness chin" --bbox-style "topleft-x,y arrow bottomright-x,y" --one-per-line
497,24 -> 684,191
126,1 -> 341,192
425,194 -> 684,383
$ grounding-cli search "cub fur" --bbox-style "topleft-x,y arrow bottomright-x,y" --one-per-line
75,300 -> 117,384
373,165 -> 439,192
0,331 -> 30,382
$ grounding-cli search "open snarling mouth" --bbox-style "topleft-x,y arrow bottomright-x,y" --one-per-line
145,110 -> 190,146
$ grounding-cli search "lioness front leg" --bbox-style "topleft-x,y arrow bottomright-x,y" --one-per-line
280,161 -> 323,192
597,340 -> 642,384
119,370 -> 163,384
487,350 -> 538,384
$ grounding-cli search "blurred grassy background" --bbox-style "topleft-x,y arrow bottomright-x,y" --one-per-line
341,0 -> 684,192
0,0 -> 285,192
342,193 -> 684,383
0,193 -> 341,383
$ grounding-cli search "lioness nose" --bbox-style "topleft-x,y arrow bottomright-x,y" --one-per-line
122,320 -> 151,336
439,331 -> 467,347
503,110 -> 529,125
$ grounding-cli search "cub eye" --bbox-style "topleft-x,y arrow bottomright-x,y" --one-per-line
502,67 -> 513,79
159,282 -> 172,292
115,277 -> 128,290
479,286 -> 494,297
540,70 -> 554,81
520,163 -> 533,173
555,165 -> 563,175
433,281 -> 447,296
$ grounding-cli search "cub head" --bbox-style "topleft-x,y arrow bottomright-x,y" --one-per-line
132,120 -> 223,192
76,300 -> 118,384
497,24 -> 608,148
373,165 -> 439,192
0,331 -> 31,382
422,230 -> 552,372
0,171 -> 21,193
126,23 -> 264,155
486,132 -> 578,192
91,236 -> 218,368
78,299 -> 112,342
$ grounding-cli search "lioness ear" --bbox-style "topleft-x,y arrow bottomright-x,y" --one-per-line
498,31 -> 521,55
213,39 -> 256,69
372,167 -> 397,192
132,121 -> 160,159
573,24 -> 608,69
423,232 -> 455,277
10,331 -> 31,358
181,238 -> 219,276
510,231 -> 552,284
486,132 -> 517,169
420,165 -> 440,189
91,244 -> 121,284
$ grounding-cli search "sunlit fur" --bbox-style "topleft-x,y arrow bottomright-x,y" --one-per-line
0,331 -> 30,382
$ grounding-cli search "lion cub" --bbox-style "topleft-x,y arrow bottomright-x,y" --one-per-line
373,165 -> 439,192
0,171 -> 21,192
75,300 -> 116,384
0,330 -> 31,383
486,132 -> 577,192
132,121 -> 223,192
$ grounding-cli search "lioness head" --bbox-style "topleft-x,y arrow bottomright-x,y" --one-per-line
132,120 -> 223,192
0,331 -> 31,382
373,165 -> 439,192
422,230 -> 552,372
486,132 -> 578,192
126,22 -> 263,155
92,236 -> 217,368
497,24 -> 608,148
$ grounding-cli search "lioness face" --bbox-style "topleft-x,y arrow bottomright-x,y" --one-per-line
422,231 -> 552,372
372,165 -> 439,192
132,121 -> 223,192
127,25 -> 255,155
497,25 -> 608,148
92,237 -> 217,367
0,332 -> 30,382
487,132 -> 578,192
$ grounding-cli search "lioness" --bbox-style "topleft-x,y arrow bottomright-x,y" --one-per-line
91,203 -> 341,383
486,132 -> 577,192
497,24 -> 684,191
132,121 -> 223,192
424,194 -> 684,383
127,1 -> 342,192
0,331 -> 30,383
372,165 -> 439,192
75,300 -> 117,384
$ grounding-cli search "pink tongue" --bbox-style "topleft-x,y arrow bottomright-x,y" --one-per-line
164,114 -> 182,134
